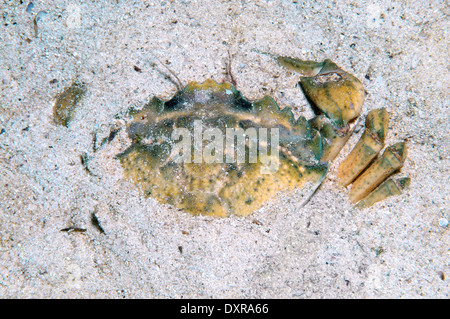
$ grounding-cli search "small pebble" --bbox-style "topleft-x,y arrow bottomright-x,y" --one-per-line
438,218 -> 449,228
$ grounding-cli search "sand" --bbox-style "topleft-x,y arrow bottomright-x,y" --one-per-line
0,0 -> 448,298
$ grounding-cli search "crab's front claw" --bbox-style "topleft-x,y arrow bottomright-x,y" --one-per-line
276,56 -> 366,127
275,56 -> 366,162
273,54 -> 409,208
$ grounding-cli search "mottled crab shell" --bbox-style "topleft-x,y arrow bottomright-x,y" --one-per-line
117,79 -> 328,217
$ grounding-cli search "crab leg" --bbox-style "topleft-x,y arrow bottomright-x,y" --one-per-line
355,177 -> 410,208
348,142 -> 408,203
308,115 -> 352,161
337,108 -> 389,186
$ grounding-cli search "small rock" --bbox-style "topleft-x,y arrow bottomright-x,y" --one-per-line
53,82 -> 87,127
438,218 -> 449,228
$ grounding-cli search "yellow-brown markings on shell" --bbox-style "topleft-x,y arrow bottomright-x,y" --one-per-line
53,82 -> 87,127
118,143 -> 326,216
116,79 -> 327,216
184,79 -> 234,93
220,159 -> 327,216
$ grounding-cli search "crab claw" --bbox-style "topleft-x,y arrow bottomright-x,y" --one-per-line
274,55 -> 366,162
271,53 -> 409,208
276,56 -> 366,127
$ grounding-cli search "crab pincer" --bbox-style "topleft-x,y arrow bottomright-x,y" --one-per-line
274,54 -> 409,208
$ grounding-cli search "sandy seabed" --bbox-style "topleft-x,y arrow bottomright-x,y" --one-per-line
0,0 -> 448,298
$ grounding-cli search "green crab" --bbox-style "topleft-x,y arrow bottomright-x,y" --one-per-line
80,54 -> 409,217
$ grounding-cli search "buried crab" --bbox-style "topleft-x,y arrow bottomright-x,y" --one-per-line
90,54 -> 409,217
